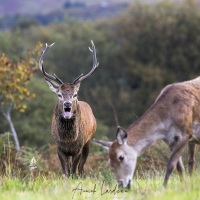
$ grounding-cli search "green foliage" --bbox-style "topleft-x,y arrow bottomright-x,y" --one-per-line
0,43 -> 42,111
2,2 -> 200,199
113,0 -> 200,81
1,1 -> 200,146
0,132 -> 19,176
12,77 -> 56,146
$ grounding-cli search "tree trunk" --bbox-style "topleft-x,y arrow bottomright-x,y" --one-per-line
1,105 -> 20,151
6,112 -> 20,151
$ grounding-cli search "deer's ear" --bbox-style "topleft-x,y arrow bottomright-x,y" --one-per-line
74,82 -> 81,91
45,79 -> 59,93
116,126 -> 128,145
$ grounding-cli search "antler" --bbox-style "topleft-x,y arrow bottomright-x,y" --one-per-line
72,40 -> 99,84
39,43 -> 63,85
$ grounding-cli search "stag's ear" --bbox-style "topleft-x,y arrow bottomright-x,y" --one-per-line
116,126 -> 128,145
74,82 -> 81,91
93,139 -> 112,151
45,79 -> 59,93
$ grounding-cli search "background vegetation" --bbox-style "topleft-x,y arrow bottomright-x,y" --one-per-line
1,1 -> 200,146
1,0 -> 200,199
0,132 -> 200,200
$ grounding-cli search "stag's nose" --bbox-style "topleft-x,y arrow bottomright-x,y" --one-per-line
64,102 -> 71,108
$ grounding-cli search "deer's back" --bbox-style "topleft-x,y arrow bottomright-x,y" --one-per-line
151,79 -> 200,133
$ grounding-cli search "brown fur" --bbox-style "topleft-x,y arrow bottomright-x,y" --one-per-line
52,98 -> 96,176
96,77 -> 200,188
127,79 -> 200,144
127,80 -> 200,145
39,41 -> 98,177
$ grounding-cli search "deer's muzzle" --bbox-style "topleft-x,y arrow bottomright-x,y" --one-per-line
118,179 -> 132,190
63,102 -> 72,119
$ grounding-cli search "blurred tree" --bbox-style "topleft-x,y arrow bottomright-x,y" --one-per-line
14,77 -> 56,147
12,15 -> 39,30
2,1 -> 200,146
0,43 -> 42,150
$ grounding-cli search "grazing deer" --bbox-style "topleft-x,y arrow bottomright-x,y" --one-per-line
39,41 -> 99,177
94,77 -> 200,188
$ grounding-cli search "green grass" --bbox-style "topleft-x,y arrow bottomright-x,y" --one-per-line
1,171 -> 200,200
0,138 -> 199,200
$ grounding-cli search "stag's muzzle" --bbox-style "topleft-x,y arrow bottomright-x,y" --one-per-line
63,102 -> 72,119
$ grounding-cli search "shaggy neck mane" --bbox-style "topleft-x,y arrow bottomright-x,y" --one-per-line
58,116 -> 76,140
60,116 -> 75,130
55,101 -> 80,141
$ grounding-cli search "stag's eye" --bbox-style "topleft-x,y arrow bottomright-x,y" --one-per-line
58,94 -> 62,98
73,94 -> 77,98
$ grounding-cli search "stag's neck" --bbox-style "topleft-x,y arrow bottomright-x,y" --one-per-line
127,105 -> 166,155
54,100 -> 81,140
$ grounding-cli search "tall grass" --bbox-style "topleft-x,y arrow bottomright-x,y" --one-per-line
1,171 -> 200,200
1,133 -> 200,200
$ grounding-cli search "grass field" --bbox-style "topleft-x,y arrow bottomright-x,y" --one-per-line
0,136 -> 200,200
1,170 -> 200,200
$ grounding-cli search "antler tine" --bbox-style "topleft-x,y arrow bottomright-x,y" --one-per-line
54,73 -> 64,84
72,73 -> 84,84
39,43 -> 63,85
73,40 -> 99,84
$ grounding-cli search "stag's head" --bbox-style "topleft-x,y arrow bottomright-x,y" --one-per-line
94,126 -> 138,189
39,41 -> 99,119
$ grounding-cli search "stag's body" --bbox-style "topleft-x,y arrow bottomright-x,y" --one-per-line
52,100 -> 95,155
95,76 -> 200,188
52,98 -> 96,175
39,41 -> 99,176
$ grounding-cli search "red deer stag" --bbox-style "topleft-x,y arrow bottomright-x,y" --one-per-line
39,41 -> 99,177
94,77 -> 200,188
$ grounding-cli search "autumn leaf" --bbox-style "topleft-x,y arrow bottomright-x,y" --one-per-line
0,42 -> 42,112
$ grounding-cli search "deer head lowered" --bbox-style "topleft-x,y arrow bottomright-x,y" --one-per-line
94,77 -> 200,188
39,41 -> 99,177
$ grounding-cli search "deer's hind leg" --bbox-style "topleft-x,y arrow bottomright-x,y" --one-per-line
188,143 -> 196,176
176,157 -> 184,181
168,142 -> 184,180
164,134 -> 189,187
78,141 -> 90,177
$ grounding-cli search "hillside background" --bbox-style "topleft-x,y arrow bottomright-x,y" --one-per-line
0,0 -> 139,16
0,0 -> 134,29
0,0 -> 200,149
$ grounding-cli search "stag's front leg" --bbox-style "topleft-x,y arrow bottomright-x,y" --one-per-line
78,141 -> 90,177
72,153 -> 81,177
188,143 -> 196,176
57,148 -> 71,177
164,135 -> 189,187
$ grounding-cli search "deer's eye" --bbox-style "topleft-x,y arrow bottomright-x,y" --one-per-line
58,94 -> 62,98
119,155 -> 124,162
73,94 -> 77,98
